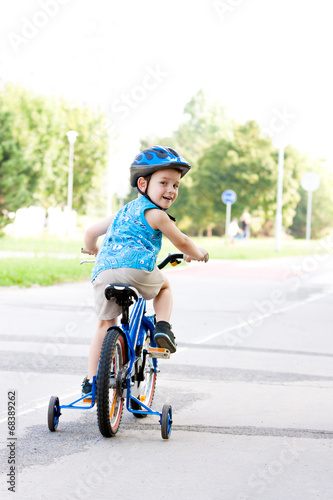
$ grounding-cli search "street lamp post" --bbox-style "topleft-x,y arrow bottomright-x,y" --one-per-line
275,146 -> 285,252
66,130 -> 79,212
300,171 -> 321,243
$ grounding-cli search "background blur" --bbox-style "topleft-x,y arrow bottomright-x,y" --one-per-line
1,0 -> 333,239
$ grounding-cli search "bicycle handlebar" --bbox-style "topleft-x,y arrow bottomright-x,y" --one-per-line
80,250 -> 184,268
157,253 -> 184,270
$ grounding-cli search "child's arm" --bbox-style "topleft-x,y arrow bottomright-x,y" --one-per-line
145,210 -> 208,262
83,214 -> 115,256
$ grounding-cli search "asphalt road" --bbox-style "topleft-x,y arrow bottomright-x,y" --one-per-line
1,251 -> 333,500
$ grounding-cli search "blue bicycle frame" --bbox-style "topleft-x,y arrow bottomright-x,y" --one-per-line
122,296 -> 160,418
59,375 -> 97,411
57,298 -> 157,414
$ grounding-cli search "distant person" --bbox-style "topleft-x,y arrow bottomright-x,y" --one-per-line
240,211 -> 251,239
228,217 -> 243,243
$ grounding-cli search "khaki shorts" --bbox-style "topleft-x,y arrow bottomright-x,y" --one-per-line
92,267 -> 165,320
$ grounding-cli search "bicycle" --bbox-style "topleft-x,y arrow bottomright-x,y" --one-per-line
47,253 -> 184,440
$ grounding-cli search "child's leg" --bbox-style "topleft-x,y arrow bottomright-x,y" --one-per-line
88,318 -> 117,379
153,277 -> 177,353
153,276 -> 173,322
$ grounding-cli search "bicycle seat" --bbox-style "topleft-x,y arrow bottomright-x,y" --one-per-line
104,283 -> 140,306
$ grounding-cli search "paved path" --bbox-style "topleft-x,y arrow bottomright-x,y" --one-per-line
0,254 -> 333,499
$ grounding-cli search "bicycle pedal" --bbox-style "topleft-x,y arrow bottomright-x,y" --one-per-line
148,347 -> 171,359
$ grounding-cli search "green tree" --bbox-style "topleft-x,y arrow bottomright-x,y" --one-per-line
192,121 -> 276,234
192,122 -> 304,235
136,90 -> 331,237
1,84 -> 109,215
0,104 -> 36,231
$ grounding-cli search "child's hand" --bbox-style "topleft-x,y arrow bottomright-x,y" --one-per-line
184,249 -> 209,263
199,248 -> 209,262
81,246 -> 99,256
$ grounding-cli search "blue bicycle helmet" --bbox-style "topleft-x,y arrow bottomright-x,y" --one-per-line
130,146 -> 191,187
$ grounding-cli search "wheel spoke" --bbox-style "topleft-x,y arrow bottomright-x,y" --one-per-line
131,332 -> 157,418
109,392 -> 117,419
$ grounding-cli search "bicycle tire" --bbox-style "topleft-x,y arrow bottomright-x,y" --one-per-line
97,328 -> 127,437
161,404 -> 172,439
47,396 -> 60,432
131,333 -> 157,418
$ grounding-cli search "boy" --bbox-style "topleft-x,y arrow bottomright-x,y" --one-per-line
81,146 -> 208,395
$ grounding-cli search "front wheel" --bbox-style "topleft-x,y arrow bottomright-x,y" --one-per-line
97,328 -> 127,437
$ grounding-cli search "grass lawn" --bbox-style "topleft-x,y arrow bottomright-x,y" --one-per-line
0,234 -> 330,287
0,256 -> 92,287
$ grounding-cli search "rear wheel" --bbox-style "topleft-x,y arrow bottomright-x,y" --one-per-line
131,333 -> 157,418
97,328 -> 127,437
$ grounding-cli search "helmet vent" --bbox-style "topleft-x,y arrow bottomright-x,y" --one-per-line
167,147 -> 180,157
151,147 -> 169,159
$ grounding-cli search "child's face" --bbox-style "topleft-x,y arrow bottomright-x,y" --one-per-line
143,169 -> 181,209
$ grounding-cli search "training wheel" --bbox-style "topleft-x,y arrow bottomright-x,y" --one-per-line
161,404 -> 172,440
48,396 -> 60,432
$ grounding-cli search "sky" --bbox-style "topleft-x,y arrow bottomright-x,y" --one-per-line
1,0 -> 333,198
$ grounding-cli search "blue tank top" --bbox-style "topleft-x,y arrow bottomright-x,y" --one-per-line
91,196 -> 162,281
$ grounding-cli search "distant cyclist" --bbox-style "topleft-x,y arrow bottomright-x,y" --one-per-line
81,146 -> 208,395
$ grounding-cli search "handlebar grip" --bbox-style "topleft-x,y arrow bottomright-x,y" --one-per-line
157,253 -> 184,270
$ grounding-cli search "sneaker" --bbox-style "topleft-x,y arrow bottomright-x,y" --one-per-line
153,321 -> 177,353
81,376 -> 92,397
